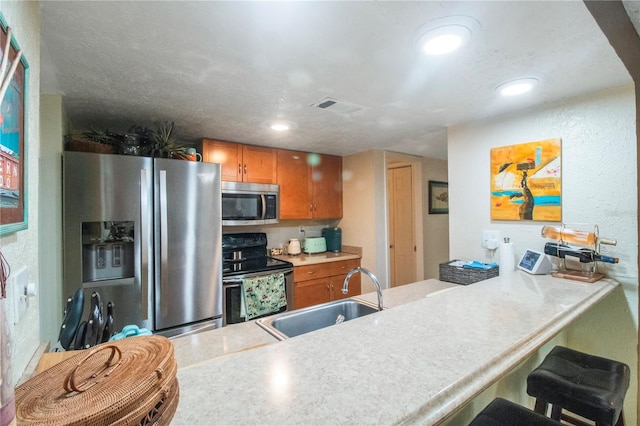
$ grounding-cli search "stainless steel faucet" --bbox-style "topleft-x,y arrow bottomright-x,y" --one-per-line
342,267 -> 384,311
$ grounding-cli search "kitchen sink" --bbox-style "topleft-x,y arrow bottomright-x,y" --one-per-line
256,299 -> 380,340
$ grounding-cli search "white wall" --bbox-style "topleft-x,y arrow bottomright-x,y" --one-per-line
448,85 -> 637,423
0,1 -> 41,385
39,95 -> 66,345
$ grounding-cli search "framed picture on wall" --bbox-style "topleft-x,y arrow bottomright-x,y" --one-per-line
0,14 -> 29,236
428,181 -> 448,214
490,138 -> 561,221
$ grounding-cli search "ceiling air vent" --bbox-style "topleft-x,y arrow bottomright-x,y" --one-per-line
310,97 -> 364,115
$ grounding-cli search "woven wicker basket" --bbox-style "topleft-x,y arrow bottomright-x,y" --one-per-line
65,136 -> 118,154
15,335 -> 178,426
439,260 -> 499,285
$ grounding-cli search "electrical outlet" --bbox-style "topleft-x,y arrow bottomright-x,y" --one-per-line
481,230 -> 500,250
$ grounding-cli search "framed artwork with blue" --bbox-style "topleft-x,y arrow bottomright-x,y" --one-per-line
0,14 -> 28,236
490,138 -> 561,221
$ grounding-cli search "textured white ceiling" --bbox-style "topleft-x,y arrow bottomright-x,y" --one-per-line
40,1 -> 633,160
623,1 -> 640,37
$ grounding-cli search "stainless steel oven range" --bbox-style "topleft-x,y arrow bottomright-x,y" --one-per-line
222,233 -> 293,325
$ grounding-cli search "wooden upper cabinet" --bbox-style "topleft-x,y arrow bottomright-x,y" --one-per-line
277,149 -> 313,219
312,154 -> 343,219
200,139 -> 241,181
199,142 -> 341,216
242,145 -> 277,184
276,150 -> 343,219
200,139 -> 276,183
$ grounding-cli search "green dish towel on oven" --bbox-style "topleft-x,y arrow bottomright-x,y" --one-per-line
242,272 -> 286,320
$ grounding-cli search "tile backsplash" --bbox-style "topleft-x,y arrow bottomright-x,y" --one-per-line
222,221 -> 340,251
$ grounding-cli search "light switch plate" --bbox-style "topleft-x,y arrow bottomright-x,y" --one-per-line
12,266 -> 28,324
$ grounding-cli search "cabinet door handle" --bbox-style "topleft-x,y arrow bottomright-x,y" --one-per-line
238,163 -> 242,175
243,164 -> 247,175
307,271 -> 316,275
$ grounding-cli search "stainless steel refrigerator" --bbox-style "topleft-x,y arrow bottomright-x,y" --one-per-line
63,151 -> 222,337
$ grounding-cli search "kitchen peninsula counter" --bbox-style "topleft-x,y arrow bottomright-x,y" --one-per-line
171,278 -> 451,367
172,273 -> 619,425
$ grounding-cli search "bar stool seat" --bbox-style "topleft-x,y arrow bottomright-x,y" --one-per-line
469,398 -> 561,426
526,346 -> 630,426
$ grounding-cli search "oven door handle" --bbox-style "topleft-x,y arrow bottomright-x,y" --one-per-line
223,268 -> 293,283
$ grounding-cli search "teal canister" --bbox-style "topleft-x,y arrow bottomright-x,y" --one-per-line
322,227 -> 342,252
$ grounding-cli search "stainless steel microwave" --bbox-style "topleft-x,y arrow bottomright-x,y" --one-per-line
221,181 -> 279,226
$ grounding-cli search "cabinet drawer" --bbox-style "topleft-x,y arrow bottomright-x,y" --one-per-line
293,258 -> 361,282
294,263 -> 332,282
327,259 -> 360,276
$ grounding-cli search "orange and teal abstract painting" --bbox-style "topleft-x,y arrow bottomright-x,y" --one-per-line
490,138 -> 561,221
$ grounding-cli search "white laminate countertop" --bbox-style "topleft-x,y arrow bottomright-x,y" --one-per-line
171,278 -> 451,368
355,278 -> 459,309
172,273 -> 619,425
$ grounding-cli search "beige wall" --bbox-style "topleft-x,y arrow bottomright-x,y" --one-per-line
0,1 -> 41,385
341,150 -> 382,293
342,150 -> 449,292
421,156 -> 449,279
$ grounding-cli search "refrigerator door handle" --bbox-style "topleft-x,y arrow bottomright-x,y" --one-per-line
158,169 -> 170,317
140,168 -> 151,321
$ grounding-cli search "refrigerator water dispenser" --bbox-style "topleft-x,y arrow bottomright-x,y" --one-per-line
81,221 -> 134,283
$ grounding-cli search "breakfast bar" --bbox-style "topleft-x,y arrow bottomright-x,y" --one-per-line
171,272 -> 619,425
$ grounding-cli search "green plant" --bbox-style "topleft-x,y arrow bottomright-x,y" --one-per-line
83,126 -> 123,146
145,121 -> 190,159
81,122 -> 191,159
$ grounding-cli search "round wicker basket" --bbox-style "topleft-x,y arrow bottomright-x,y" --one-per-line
15,335 -> 178,425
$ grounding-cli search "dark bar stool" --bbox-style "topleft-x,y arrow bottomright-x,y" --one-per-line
526,346 -> 630,426
469,398 -> 561,426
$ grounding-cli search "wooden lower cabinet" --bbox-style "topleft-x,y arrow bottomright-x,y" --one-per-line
294,278 -> 331,310
293,258 -> 361,310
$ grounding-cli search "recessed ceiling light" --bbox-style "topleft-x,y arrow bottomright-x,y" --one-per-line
419,25 -> 471,55
271,123 -> 290,131
496,78 -> 540,96
414,16 -> 479,56
267,120 -> 296,132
